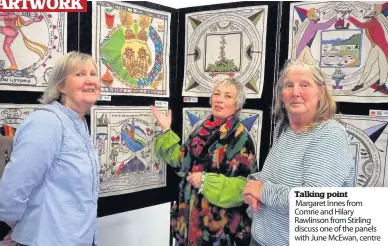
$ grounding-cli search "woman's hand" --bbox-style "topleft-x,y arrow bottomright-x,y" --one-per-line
243,180 -> 263,201
150,105 -> 172,131
186,172 -> 202,188
243,194 -> 260,213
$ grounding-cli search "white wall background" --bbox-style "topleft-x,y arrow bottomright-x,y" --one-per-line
97,202 -> 171,246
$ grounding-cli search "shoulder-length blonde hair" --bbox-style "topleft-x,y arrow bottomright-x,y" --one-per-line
274,60 -> 337,131
38,51 -> 97,104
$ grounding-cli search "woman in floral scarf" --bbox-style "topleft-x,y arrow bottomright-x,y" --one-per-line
151,78 -> 257,246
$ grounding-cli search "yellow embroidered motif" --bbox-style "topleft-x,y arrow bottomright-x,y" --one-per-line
220,124 -> 227,139
235,124 -> 244,137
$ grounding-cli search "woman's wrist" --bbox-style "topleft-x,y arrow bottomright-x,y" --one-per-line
198,171 -> 206,194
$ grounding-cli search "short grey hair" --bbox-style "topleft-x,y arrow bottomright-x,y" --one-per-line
209,77 -> 246,111
38,51 -> 97,104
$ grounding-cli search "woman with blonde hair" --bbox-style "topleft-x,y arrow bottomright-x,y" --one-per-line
243,60 -> 355,246
0,51 -> 100,246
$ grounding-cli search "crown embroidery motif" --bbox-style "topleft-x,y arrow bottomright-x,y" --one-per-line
119,11 -> 153,79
